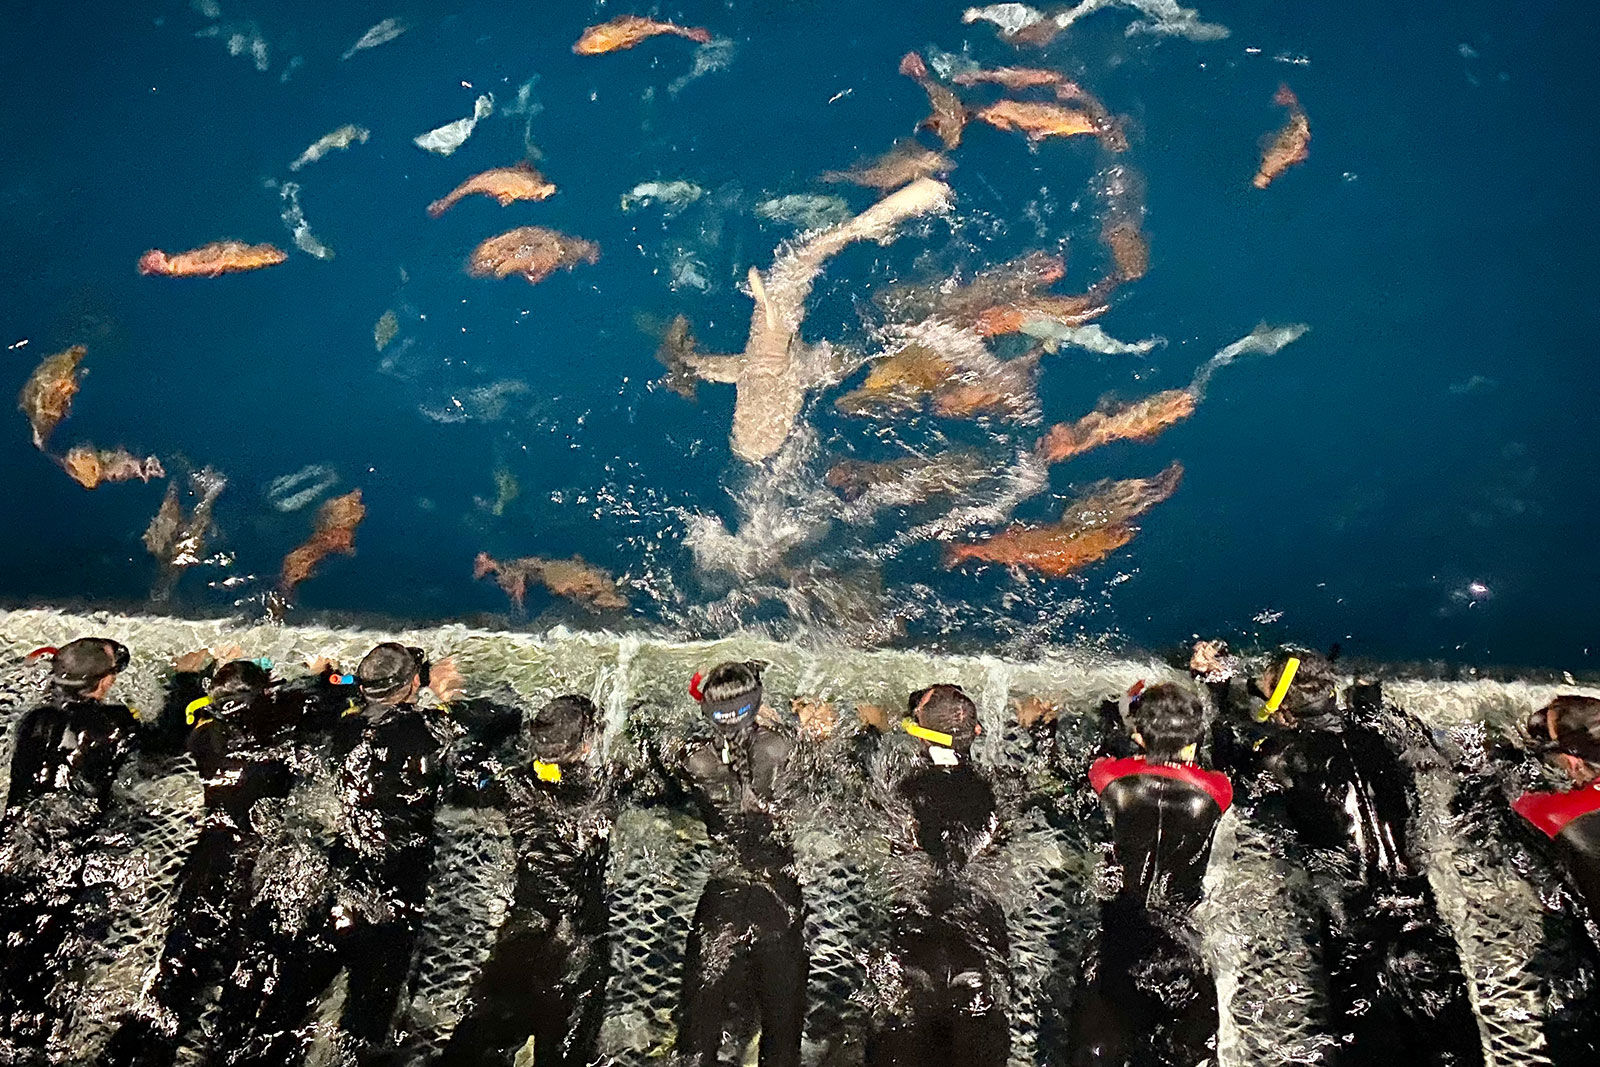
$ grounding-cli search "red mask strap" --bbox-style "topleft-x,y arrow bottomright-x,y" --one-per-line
1127,679 -> 1146,700
688,672 -> 705,703
26,647 -> 57,662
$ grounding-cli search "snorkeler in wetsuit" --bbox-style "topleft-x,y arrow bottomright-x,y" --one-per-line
212,642 -> 513,1066
1217,651 -> 1483,1067
439,694 -> 616,1067
0,638 -> 138,1052
1068,682 -> 1230,1067
867,684 -> 1010,1067
672,660 -> 806,1067
99,653 -> 353,1066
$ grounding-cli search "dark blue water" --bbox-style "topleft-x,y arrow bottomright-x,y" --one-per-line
1,0 -> 1595,669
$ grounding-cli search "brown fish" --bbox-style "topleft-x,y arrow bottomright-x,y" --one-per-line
825,451 -> 988,504
573,15 -> 712,54
474,551 -> 627,611
1254,84 -> 1310,189
144,467 -> 227,601
427,163 -> 557,217
1102,221 -> 1148,282
279,489 -> 365,594
836,343 -> 956,413
61,445 -> 165,490
821,139 -> 953,190
975,99 -> 1097,142
943,462 -> 1183,576
138,241 -> 287,277
467,227 -> 599,285
837,325 -> 1042,421
655,314 -> 702,399
1013,694 -> 1061,727
1052,81 -> 1128,152
951,65 -> 1068,91
17,344 -> 86,449
898,52 -> 969,149
972,278 -> 1117,338
876,251 -> 1067,325
1036,390 -> 1196,464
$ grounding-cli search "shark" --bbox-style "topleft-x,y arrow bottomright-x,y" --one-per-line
665,176 -> 954,463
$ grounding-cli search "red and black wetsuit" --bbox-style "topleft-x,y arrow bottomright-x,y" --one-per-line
1515,780 -> 1600,935
1065,755 -> 1230,1067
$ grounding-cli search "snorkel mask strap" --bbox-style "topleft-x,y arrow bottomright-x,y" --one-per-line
688,672 -> 706,703
1257,657 -> 1301,722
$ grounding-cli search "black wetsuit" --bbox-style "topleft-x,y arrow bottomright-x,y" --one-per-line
867,757 -> 1010,1067
0,693 -> 140,1049
100,671 -> 351,1067
438,761 -> 616,1067
213,695 -> 515,1066
1217,689 -> 1483,1066
675,726 -> 806,1067
1067,755 -> 1231,1067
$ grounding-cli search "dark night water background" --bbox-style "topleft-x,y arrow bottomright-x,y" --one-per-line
0,0 -> 1595,669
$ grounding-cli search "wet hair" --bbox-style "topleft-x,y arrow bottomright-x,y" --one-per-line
1538,695 -> 1600,764
1259,649 -> 1337,716
909,684 -> 978,752
1130,683 -> 1204,764
208,660 -> 272,719
699,660 -> 764,730
356,642 -> 423,701
528,694 -> 597,762
51,638 -> 129,693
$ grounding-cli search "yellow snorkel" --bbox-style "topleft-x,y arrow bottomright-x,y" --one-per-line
533,760 -> 563,783
902,719 -> 955,747
1256,656 -> 1301,722
185,695 -> 213,726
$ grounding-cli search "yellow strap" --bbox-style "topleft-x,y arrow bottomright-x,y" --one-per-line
903,720 -> 955,747
533,760 -> 562,783
1258,657 -> 1301,721
185,696 -> 212,726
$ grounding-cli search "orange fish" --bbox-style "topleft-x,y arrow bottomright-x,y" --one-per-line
138,241 -> 286,278
474,551 -> 627,611
427,163 -> 557,217
973,280 -> 1117,338
821,140 -> 953,190
899,52 -> 969,149
17,344 -> 86,449
944,462 -> 1182,576
951,65 -> 1068,91
280,489 -> 365,594
1053,81 -> 1127,152
467,227 -> 599,285
1036,390 -> 1196,464
573,15 -> 711,54
1254,84 -> 1310,189
61,445 -> 164,490
975,99 -> 1099,143
877,251 -> 1066,324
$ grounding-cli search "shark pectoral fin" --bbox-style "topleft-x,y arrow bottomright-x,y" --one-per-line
748,267 -> 778,332
683,353 -> 743,384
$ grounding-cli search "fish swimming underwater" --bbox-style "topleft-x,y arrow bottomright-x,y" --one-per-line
1254,84 -> 1310,189
279,489 -> 365,595
289,124 -> 369,170
825,451 -> 989,505
427,163 -> 557,216
943,461 -> 1182,576
138,241 -> 287,277
899,51 -> 969,149
474,551 -> 627,611
341,18 -> 406,60
573,15 -> 712,54
972,278 -> 1117,337
975,99 -> 1099,142
415,94 -> 494,157
1036,390 -> 1196,463
467,227 -> 599,285
144,467 -> 227,601
17,344 -> 86,449
61,446 -> 165,490
820,140 -> 953,190
836,320 -> 1042,421
661,177 -> 954,463
875,250 -> 1066,326
951,65 -> 1070,91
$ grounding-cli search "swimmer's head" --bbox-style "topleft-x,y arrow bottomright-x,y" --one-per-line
527,694 -> 597,765
208,659 -> 273,720
1254,650 -> 1337,724
356,642 -> 426,703
697,660 -> 765,733
907,684 -> 980,754
1130,683 -> 1204,765
50,637 -> 129,698
1529,695 -> 1600,782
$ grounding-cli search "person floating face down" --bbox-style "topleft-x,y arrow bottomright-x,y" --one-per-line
1068,683 -> 1231,1067
0,637 -> 136,1050
99,654 -> 355,1067
439,694 -> 616,1067
675,660 -> 806,1067
209,641 -> 495,1067
867,684 -> 1011,1067
1224,652 -> 1483,1067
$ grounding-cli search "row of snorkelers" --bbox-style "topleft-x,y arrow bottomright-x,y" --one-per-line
1,637 -> 1596,1066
